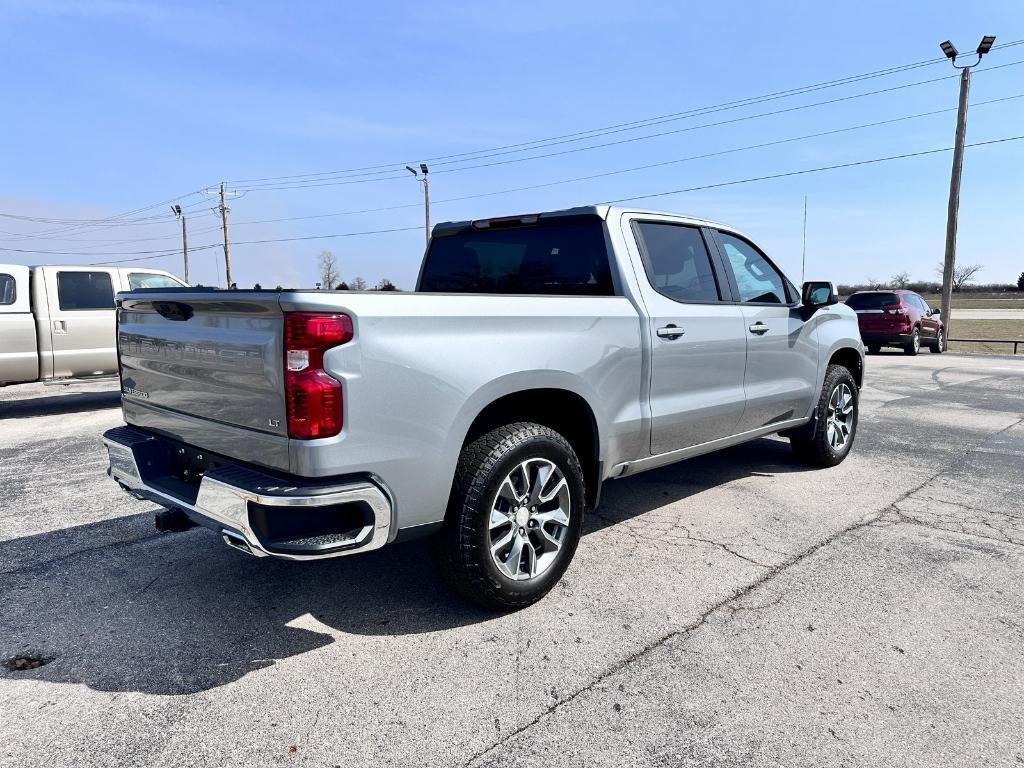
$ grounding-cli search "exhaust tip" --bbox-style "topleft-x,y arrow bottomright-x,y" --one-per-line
221,531 -> 255,555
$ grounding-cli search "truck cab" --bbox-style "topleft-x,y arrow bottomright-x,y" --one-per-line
0,264 -> 184,385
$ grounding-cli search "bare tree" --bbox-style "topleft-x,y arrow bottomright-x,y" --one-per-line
317,250 -> 340,290
349,276 -> 368,291
935,262 -> 983,292
866,276 -> 883,290
890,271 -> 911,288
375,278 -> 398,291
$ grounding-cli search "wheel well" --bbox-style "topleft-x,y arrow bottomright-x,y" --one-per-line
829,347 -> 863,388
464,389 -> 601,508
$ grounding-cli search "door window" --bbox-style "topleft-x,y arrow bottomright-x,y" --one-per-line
0,273 -> 15,306
718,232 -> 789,304
57,271 -> 114,310
128,272 -> 185,289
634,222 -> 720,302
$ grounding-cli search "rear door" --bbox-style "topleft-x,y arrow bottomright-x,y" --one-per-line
41,266 -> 120,378
627,219 -> 747,454
912,294 -> 939,338
0,265 -> 38,384
712,230 -> 818,433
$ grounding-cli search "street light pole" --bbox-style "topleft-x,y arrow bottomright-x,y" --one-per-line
406,163 -> 431,244
938,35 -> 996,349
172,204 -> 189,284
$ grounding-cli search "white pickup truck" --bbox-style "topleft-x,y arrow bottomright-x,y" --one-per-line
0,264 -> 183,386
102,206 -> 864,609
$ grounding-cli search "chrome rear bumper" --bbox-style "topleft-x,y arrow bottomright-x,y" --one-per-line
102,426 -> 393,561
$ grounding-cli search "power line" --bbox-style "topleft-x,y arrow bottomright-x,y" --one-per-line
600,134 -> 1024,204
208,92 -> 1024,228
225,40 -> 1024,186
74,133 -> 1024,267
233,61 -> 1024,192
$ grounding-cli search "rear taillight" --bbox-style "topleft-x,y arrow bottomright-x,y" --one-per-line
284,312 -> 353,439
887,306 -> 908,315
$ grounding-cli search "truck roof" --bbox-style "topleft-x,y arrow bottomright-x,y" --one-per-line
433,205 -> 737,238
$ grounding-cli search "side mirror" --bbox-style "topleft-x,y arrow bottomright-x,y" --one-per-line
802,281 -> 838,308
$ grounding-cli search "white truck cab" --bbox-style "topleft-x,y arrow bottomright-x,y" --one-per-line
0,264 -> 184,385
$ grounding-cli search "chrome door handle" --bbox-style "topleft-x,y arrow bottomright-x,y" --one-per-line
52,320 -> 67,335
656,324 -> 685,340
748,322 -> 769,335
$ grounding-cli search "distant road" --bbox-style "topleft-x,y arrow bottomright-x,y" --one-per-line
950,309 -> 1024,320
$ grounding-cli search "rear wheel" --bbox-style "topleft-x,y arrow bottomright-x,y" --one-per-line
929,329 -> 945,353
791,365 -> 859,467
433,422 -> 585,611
867,344 -> 881,355
904,329 -> 921,356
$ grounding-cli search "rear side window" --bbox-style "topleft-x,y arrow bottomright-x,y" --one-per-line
419,219 -> 614,295
634,222 -> 720,302
128,272 -> 185,289
718,232 -> 789,304
57,271 -> 114,310
0,273 -> 14,306
846,292 -> 900,309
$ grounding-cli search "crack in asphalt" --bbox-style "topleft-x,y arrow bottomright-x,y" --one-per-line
462,415 -> 1024,768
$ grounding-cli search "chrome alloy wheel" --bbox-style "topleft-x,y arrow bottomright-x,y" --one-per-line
826,382 -> 855,452
488,458 -> 571,581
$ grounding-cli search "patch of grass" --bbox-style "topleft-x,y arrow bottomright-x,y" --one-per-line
947,319 -> 1024,355
920,293 -> 1024,309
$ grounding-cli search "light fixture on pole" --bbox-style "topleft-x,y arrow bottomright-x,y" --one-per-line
937,34 -> 996,350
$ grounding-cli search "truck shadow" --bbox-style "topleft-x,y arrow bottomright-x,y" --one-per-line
0,390 -> 121,418
0,438 -> 812,696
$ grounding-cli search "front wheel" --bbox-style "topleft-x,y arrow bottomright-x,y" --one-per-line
433,422 -> 585,611
791,365 -> 859,467
930,329 -> 945,353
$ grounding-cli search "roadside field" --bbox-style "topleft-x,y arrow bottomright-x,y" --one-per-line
920,293 -> 1024,309
947,319 -> 1024,355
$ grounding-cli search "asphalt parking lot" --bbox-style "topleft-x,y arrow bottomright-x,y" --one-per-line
2,353 -> 1022,767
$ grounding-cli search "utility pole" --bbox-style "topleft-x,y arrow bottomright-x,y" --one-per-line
406,163 -> 431,244
219,182 -> 233,288
172,205 -> 189,284
938,35 -> 996,349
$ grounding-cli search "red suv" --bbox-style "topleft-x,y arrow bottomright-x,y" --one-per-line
846,290 -> 944,355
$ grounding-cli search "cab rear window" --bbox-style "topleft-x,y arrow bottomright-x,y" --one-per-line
57,271 -> 114,310
419,219 -> 614,295
846,292 -> 900,309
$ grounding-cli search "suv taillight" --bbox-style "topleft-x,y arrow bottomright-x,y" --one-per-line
284,312 -> 353,439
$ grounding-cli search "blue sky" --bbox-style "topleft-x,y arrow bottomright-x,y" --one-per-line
1,0 -> 1021,289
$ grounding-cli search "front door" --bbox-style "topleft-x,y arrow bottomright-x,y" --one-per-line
42,267 -> 120,378
629,220 -> 748,454
713,231 -> 818,432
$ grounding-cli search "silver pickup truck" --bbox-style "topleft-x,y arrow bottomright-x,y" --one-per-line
103,206 -> 864,609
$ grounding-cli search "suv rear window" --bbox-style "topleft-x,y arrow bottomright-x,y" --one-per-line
846,292 -> 900,309
419,219 -> 614,295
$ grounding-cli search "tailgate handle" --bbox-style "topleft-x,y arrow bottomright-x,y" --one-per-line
154,301 -> 194,321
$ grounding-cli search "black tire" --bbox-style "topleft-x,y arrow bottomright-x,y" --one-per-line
929,329 -> 945,353
904,328 -> 921,356
867,344 -> 881,355
790,365 -> 859,468
432,422 -> 585,611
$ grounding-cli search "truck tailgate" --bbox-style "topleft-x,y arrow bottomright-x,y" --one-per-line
117,292 -> 287,437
